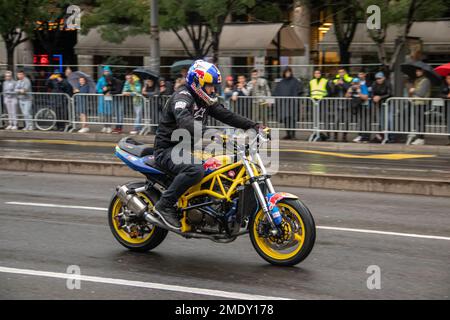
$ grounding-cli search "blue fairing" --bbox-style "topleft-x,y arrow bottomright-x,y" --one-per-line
115,147 -> 163,174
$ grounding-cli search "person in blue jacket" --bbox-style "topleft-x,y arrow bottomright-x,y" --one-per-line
96,66 -> 122,133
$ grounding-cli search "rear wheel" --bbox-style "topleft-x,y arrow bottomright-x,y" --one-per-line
108,186 -> 167,252
250,199 -> 315,266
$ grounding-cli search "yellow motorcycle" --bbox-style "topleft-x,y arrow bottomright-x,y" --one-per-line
109,130 -> 316,266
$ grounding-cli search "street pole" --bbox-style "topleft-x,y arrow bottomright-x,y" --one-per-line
150,0 -> 160,75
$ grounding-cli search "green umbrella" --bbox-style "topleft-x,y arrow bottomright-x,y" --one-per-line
170,59 -> 194,77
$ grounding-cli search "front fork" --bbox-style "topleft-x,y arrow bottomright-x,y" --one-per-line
242,154 -> 280,236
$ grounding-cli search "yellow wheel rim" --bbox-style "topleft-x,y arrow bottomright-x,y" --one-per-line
111,193 -> 156,244
253,202 -> 306,261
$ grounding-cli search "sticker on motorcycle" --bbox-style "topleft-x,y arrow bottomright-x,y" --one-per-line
203,158 -> 222,173
266,193 -> 284,211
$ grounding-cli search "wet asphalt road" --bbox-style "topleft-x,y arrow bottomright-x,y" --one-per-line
1,138 -> 450,179
0,170 -> 449,300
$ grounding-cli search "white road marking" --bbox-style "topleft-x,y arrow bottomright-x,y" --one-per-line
5,202 -> 107,211
316,226 -> 450,241
0,266 -> 290,300
5,201 -> 450,241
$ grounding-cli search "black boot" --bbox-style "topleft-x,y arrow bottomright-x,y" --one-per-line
153,199 -> 181,228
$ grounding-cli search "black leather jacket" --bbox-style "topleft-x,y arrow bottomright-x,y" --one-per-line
154,85 -> 257,151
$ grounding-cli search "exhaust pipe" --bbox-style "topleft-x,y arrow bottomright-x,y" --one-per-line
143,210 -> 182,232
116,184 -> 225,240
115,185 -> 182,232
143,211 -> 168,229
116,185 -> 147,216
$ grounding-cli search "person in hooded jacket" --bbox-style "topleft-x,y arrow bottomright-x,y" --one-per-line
273,67 -> 303,139
96,66 -> 122,133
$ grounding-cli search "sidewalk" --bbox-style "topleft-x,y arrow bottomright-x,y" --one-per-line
0,130 -> 449,196
1,129 -> 450,154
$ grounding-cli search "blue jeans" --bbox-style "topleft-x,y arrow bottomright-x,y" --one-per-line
98,96 -> 112,127
380,102 -> 393,141
113,100 -> 124,129
18,99 -> 33,129
134,104 -> 143,131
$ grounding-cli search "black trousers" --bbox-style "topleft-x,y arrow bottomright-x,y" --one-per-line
154,147 -> 205,205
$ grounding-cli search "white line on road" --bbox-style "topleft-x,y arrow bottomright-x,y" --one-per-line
0,266 -> 290,300
316,226 -> 450,241
5,201 -> 450,241
5,202 -> 107,211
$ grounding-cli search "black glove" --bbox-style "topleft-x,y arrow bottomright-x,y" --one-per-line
253,124 -> 271,140
253,123 -> 267,131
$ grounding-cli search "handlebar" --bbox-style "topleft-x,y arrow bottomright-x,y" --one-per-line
216,128 -> 271,154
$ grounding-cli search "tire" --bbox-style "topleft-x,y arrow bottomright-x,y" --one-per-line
34,108 -> 57,131
249,198 -> 316,266
108,183 -> 168,252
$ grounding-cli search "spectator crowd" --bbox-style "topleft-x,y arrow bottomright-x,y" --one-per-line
1,64 -> 450,145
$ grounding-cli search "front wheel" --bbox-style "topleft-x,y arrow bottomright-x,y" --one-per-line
249,198 -> 316,266
108,187 -> 168,252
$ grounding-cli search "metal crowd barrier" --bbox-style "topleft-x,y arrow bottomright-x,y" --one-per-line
385,97 -> 449,144
0,92 -> 71,131
1,92 -> 449,144
314,97 -> 382,138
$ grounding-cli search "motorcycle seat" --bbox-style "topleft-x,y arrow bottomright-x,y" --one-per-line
144,156 -> 175,177
118,137 -> 154,158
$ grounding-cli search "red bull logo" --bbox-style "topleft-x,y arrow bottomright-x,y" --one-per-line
195,69 -> 205,79
203,158 -> 222,173
267,193 -> 284,211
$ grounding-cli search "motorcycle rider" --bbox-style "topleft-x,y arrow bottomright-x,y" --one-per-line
152,60 -> 264,228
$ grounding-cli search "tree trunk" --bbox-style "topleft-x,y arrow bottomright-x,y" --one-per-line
339,45 -> 351,65
6,45 -> 15,74
331,2 -> 358,66
211,31 -> 220,64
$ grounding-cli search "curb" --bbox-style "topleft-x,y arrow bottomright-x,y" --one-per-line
1,131 -> 450,155
1,156 -> 449,197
